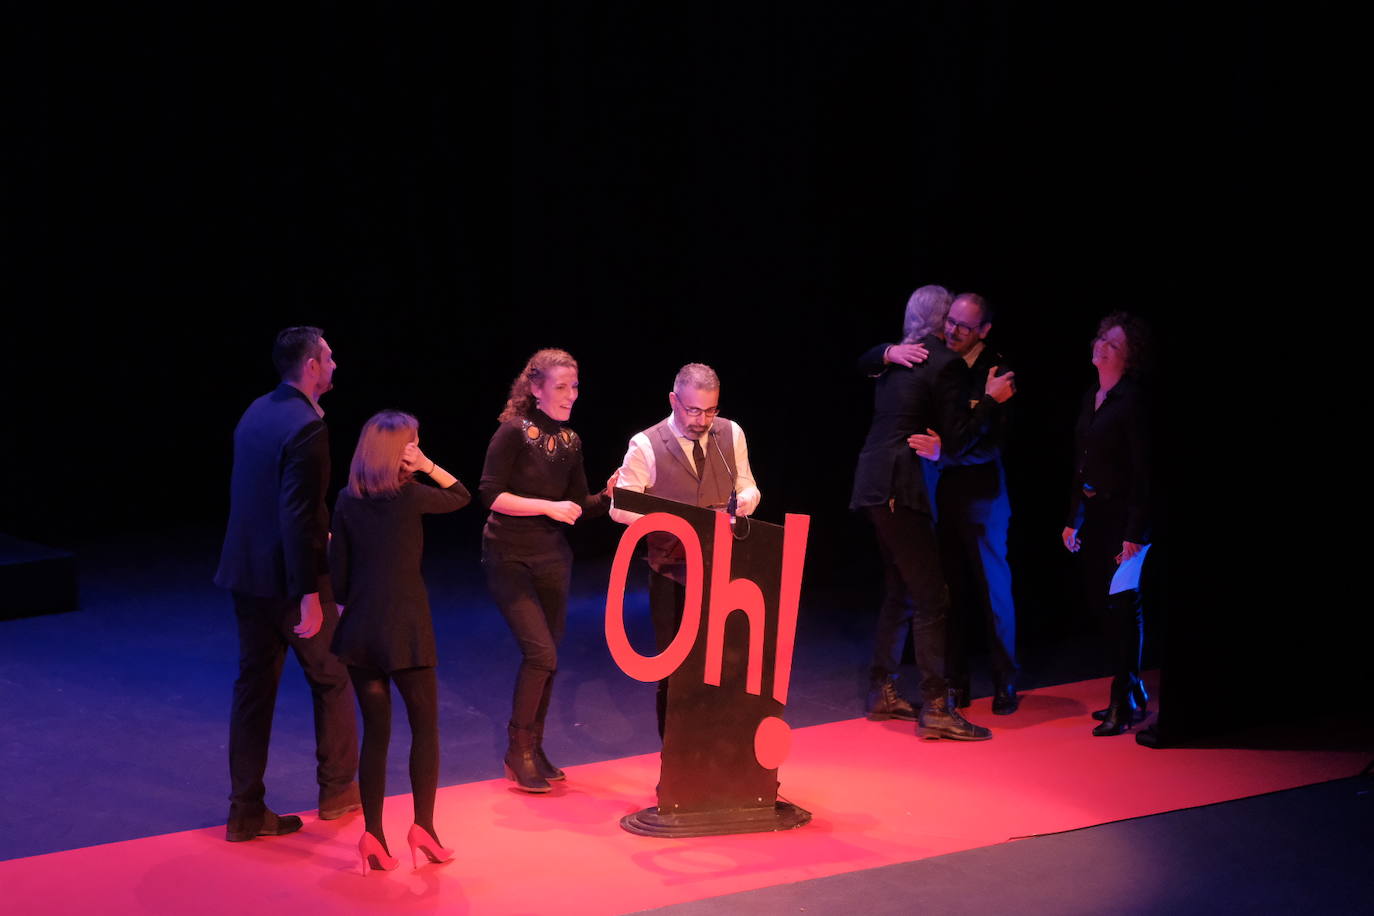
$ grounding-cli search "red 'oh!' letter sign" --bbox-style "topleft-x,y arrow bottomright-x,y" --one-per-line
605,510 -> 810,706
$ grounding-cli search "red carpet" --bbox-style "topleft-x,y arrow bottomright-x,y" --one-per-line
3,675 -> 1363,915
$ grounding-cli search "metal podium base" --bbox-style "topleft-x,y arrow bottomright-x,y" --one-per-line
619,801 -> 811,838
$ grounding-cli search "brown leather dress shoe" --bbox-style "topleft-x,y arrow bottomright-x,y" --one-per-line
226,807 -> 304,842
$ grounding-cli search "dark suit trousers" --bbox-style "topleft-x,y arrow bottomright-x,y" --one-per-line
864,503 -> 949,703
228,577 -> 358,816
938,462 -> 1019,687
647,568 -> 688,739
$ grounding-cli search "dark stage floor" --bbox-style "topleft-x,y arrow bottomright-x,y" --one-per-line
637,774 -> 1374,916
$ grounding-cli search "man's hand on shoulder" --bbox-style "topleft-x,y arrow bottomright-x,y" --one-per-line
985,367 -> 1016,403
885,342 -> 930,368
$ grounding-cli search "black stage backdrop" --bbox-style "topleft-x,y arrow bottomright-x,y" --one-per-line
7,5 -> 1315,732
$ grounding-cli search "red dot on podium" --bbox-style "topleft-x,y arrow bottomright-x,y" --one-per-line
753,716 -> 791,770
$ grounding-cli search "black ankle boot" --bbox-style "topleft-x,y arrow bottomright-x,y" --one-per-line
866,674 -> 918,721
1092,677 -> 1141,736
530,722 -> 565,781
992,681 -> 1020,715
917,694 -> 993,741
1091,680 -> 1148,721
504,723 -> 552,793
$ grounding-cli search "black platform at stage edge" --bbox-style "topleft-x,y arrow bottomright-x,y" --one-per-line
0,533 -> 78,621
609,489 -> 812,838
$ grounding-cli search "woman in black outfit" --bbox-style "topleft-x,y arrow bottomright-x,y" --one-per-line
330,410 -> 471,872
480,348 -> 609,793
1062,313 -> 1152,736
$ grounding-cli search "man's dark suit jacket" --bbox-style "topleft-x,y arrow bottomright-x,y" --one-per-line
214,384 -> 330,599
850,336 -> 968,512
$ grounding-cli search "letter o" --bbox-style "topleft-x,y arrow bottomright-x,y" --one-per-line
605,512 -> 704,683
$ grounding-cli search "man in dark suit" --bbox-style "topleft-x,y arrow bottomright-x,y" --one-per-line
936,293 -> 1021,714
851,285 -> 993,740
214,326 -> 359,842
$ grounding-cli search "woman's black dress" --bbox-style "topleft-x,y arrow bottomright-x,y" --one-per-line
330,479 -> 471,672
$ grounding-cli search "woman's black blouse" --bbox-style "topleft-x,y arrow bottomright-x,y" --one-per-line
478,408 -> 608,557
1066,377 -> 1150,544
330,479 -> 471,671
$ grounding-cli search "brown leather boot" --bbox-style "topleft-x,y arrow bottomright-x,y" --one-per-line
530,722 -> 566,781
866,675 -> 918,721
504,723 -> 552,793
917,694 -> 992,741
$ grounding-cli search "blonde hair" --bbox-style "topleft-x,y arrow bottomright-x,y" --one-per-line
346,410 -> 419,498
902,284 -> 952,343
498,348 -> 578,423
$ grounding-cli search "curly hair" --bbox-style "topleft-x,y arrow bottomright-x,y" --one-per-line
498,348 -> 579,423
1095,311 -> 1152,375
902,285 -> 953,343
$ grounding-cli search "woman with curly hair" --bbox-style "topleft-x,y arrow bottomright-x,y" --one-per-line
330,410 -> 470,872
1062,312 -> 1153,736
479,349 -> 609,792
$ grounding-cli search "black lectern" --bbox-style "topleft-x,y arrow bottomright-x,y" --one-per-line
605,488 -> 812,837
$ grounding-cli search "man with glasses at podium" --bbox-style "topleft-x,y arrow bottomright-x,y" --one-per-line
609,363 -> 761,737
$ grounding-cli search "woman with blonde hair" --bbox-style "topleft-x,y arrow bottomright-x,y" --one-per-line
479,348 -> 609,793
330,410 -> 470,872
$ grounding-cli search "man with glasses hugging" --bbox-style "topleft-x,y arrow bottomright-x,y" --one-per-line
926,294 -> 1020,716
609,363 -> 761,739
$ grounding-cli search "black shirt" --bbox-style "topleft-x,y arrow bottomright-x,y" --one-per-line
1067,377 -> 1150,544
478,408 -> 608,557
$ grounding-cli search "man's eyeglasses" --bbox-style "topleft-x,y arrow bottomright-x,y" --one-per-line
945,317 -> 981,334
680,405 -> 721,418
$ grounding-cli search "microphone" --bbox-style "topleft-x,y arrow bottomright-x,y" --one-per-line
708,424 -> 738,519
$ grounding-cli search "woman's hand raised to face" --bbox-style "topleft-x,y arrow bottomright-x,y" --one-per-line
401,441 -> 431,474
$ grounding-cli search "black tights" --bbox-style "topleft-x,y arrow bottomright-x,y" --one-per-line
348,665 -> 440,852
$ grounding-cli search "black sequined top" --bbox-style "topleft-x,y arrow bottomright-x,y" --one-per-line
478,408 -> 608,558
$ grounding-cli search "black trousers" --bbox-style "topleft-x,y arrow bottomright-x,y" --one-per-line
1077,496 -> 1144,689
937,462 -> 1019,689
647,567 -> 688,738
484,542 -> 571,728
864,503 -> 950,703
228,577 -> 357,820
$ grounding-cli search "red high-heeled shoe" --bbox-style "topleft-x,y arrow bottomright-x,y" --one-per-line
407,823 -> 454,868
357,831 -> 399,875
